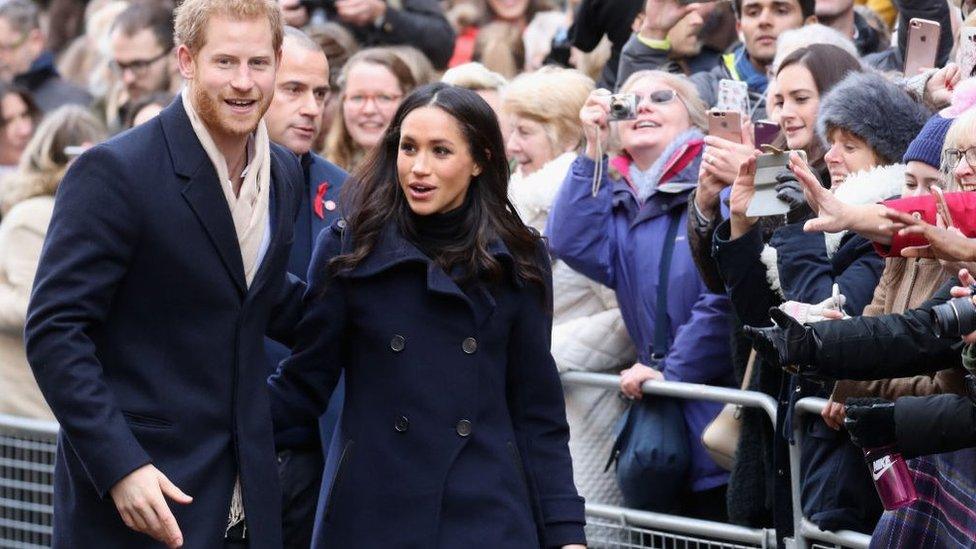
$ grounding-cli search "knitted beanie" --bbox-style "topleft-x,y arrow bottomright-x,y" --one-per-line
817,72 -> 932,165
903,114 -> 953,169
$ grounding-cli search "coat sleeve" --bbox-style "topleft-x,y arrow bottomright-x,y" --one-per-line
23,147 -> 151,497
617,33 -> 716,103
507,247 -> 586,547
662,283 -> 733,384
550,307 -> 634,373
712,219 -> 782,327
0,211 -> 45,334
545,154 -> 617,288
894,393 -> 976,459
686,189 -> 727,294
811,278 -> 964,380
361,0 -> 455,69
772,224 -> 883,315
267,227 -> 347,429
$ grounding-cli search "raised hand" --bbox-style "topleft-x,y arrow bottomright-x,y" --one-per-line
729,151 -> 760,239
110,464 -> 193,548
581,89 -> 612,161
639,0 -> 703,41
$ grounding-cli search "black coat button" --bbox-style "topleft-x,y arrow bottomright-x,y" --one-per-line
390,335 -> 406,352
462,337 -> 477,354
456,419 -> 472,437
394,416 -> 409,432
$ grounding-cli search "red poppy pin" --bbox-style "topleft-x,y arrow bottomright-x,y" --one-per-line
314,182 -> 331,219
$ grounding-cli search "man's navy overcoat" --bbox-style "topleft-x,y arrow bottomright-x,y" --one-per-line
269,222 -> 587,548
24,97 -> 305,548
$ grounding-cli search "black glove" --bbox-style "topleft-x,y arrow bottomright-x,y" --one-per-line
743,307 -> 820,374
844,397 -> 897,449
774,170 -> 811,223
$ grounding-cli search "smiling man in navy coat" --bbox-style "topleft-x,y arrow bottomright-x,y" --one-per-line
24,0 -> 305,547
263,26 -> 347,549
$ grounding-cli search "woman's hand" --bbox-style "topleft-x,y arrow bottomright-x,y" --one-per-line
581,89 -> 612,161
880,208 -> 976,263
561,545 -> 587,549
729,151 -> 760,239
925,62 -> 962,108
702,120 -> 755,185
821,396 -> 846,430
620,363 -> 664,399
789,152 -> 852,233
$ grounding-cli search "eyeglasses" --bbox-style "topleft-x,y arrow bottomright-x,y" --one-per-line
943,146 -> 976,170
110,50 -> 169,76
636,89 -> 679,106
345,93 -> 402,109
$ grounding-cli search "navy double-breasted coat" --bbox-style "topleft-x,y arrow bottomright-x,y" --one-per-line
24,97 -> 305,547
269,222 -> 587,548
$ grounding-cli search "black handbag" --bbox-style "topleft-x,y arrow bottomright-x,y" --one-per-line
604,212 -> 691,511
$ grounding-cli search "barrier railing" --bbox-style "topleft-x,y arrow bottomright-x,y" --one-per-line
0,414 -> 58,549
561,371 -> 779,548
0,386 -> 876,549
788,397 -> 872,549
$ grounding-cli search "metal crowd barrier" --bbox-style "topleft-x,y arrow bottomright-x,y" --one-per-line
0,387 -> 876,549
0,414 -> 58,549
788,397 -> 872,549
561,372 -> 779,549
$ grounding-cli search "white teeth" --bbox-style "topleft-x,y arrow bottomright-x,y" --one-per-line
635,121 -> 659,129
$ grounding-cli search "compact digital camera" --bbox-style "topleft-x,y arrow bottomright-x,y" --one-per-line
608,94 -> 639,121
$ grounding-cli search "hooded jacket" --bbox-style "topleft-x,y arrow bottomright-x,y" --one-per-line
547,129 -> 734,492
510,152 -> 635,506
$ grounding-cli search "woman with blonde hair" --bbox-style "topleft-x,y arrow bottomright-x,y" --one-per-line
0,106 -> 106,420
504,66 -> 634,507
548,69 -> 734,517
323,48 -> 417,171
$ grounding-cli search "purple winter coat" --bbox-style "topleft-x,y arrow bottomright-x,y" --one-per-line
546,129 -> 734,492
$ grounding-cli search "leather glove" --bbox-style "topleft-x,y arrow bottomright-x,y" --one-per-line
743,307 -> 821,375
844,397 -> 897,449
774,170 -> 811,224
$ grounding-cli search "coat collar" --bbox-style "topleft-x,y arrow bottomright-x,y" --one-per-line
340,220 -> 520,324
159,95 -> 289,298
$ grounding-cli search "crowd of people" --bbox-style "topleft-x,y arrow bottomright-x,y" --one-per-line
1,0 -> 976,546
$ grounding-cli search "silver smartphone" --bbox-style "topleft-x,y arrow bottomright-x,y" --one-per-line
746,149 -> 807,218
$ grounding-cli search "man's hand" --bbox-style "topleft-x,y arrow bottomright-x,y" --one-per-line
620,363 -> 665,399
639,0 -> 702,41
110,464 -> 193,548
742,308 -> 820,375
336,0 -> 387,26
843,397 -> 896,449
278,0 -> 310,27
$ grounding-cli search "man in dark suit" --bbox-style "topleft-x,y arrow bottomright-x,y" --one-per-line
263,26 -> 347,549
25,0 -> 304,547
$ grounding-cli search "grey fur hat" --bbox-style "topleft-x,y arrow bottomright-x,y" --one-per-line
816,72 -> 932,164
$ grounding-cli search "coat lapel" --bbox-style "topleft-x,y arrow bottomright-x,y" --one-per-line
160,97 -> 247,296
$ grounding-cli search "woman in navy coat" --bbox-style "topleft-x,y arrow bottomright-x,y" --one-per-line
269,83 -> 587,548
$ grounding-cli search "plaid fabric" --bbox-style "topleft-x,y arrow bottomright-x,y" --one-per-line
870,449 -> 976,548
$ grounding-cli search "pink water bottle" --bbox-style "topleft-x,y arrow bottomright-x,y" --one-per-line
863,445 -> 918,510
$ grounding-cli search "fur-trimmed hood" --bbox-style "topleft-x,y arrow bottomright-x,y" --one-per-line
0,166 -> 64,216
760,163 -> 905,297
508,152 -> 576,234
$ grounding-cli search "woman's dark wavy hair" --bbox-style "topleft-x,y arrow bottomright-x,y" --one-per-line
331,82 -> 546,295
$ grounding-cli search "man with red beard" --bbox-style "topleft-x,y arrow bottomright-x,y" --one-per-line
24,0 -> 306,547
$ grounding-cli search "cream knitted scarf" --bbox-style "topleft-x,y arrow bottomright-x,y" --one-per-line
181,87 -> 270,287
